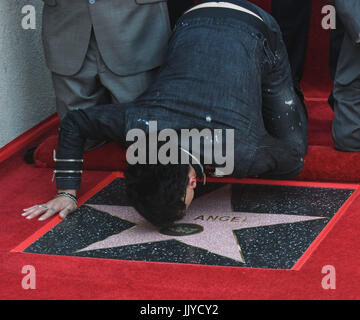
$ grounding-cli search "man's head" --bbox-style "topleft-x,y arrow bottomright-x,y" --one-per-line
125,163 -> 197,227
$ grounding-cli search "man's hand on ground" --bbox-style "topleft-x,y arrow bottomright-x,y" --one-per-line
21,193 -> 77,221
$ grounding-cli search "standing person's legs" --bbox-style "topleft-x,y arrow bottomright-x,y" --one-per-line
51,31 -> 113,151
52,30 -> 158,151
99,63 -> 159,106
328,16 -> 345,110
329,17 -> 345,80
271,0 -> 312,102
52,30 -> 157,119
332,33 -> 360,152
51,31 -> 111,121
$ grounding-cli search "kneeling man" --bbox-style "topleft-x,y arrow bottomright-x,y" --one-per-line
23,0 -> 308,227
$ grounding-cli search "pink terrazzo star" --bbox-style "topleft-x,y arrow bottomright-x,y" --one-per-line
77,185 -> 325,262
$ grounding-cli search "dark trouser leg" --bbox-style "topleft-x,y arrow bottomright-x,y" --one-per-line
248,17 -> 308,179
271,0 -> 312,103
328,16 -> 345,110
263,14 -> 308,150
332,33 -> 360,152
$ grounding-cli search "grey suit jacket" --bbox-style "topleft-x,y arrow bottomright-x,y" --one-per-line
41,0 -> 171,76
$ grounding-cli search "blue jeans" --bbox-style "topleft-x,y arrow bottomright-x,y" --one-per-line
135,2 -> 308,178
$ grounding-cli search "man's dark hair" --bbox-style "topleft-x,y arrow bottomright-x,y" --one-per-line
125,163 -> 190,227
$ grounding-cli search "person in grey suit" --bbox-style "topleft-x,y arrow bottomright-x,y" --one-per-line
330,0 -> 360,152
41,0 -> 172,149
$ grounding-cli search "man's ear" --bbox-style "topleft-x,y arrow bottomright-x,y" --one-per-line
188,176 -> 197,189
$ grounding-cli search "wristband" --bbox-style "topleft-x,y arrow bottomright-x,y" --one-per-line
55,192 -> 78,206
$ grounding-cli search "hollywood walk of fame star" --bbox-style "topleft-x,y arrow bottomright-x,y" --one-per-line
77,185 -> 326,263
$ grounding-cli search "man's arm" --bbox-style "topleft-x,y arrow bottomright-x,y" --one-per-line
22,103 -> 129,221
55,103 -> 128,190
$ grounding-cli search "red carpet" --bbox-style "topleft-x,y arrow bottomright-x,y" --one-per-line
1,0 -> 359,300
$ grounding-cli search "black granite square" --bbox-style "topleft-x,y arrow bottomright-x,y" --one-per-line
231,184 -> 354,218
